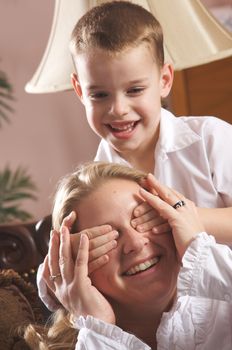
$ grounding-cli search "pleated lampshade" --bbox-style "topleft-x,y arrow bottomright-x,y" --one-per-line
25,0 -> 232,93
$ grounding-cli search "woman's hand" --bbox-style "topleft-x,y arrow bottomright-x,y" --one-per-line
45,226 -> 116,324
139,174 -> 205,259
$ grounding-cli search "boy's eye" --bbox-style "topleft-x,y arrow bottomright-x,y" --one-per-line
127,87 -> 145,95
89,91 -> 108,100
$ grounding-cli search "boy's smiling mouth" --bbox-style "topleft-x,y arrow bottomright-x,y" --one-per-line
106,121 -> 139,138
124,256 -> 160,276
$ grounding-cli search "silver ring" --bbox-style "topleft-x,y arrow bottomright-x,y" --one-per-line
49,273 -> 61,281
173,200 -> 185,209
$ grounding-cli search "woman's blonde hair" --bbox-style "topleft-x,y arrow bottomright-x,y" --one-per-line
25,161 -> 146,349
52,161 -> 146,232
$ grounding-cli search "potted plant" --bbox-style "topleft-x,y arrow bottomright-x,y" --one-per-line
0,70 -> 37,223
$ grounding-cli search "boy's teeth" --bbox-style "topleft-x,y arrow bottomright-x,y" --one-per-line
125,257 -> 159,276
110,122 -> 135,131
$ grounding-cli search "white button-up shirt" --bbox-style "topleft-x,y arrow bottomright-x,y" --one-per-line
95,108 -> 232,207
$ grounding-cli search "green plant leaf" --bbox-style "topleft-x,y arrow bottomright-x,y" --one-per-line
0,70 -> 14,127
0,167 -> 37,223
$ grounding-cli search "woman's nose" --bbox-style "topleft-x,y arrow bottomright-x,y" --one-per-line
109,95 -> 129,117
122,228 -> 149,255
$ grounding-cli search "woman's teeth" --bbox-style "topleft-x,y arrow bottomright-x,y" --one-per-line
125,257 -> 159,276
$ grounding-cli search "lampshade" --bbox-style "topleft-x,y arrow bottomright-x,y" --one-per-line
25,0 -> 232,93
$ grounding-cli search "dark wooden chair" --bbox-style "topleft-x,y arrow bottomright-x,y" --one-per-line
0,215 -> 52,349
0,215 -> 51,284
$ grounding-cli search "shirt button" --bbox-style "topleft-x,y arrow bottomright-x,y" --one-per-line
224,294 -> 231,302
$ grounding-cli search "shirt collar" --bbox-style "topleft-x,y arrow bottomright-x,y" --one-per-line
158,108 -> 201,153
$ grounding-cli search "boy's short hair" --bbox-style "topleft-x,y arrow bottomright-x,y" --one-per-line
70,1 -> 164,67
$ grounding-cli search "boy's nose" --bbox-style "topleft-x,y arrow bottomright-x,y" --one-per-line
109,95 -> 129,118
122,227 -> 149,255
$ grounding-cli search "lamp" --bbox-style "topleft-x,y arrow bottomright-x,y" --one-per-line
25,0 -> 232,94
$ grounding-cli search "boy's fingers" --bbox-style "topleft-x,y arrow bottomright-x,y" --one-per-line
89,239 -> 117,261
146,174 -> 183,207
131,209 -> 158,227
152,222 -> 171,234
81,224 -> 113,240
139,188 -> 178,220
133,201 -> 151,217
71,227 -> 118,257
135,217 -> 167,233
88,230 -> 119,250
88,255 -> 109,274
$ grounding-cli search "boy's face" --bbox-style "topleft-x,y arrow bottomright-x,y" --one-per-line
72,44 -> 173,160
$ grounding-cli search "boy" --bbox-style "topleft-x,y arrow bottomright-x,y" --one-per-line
38,1 -> 232,310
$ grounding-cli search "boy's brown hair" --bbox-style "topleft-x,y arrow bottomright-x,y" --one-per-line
70,1 -> 164,67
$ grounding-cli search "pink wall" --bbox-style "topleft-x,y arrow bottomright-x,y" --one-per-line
0,1 -> 99,220
0,0 -> 229,221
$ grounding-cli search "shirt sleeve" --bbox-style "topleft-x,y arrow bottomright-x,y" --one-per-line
204,117 -> 232,206
178,232 -> 232,302
74,316 -> 151,350
36,263 -> 61,312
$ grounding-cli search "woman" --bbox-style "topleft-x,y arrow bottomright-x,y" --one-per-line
25,162 -> 232,349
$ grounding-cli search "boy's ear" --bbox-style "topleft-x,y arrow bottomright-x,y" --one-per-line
71,73 -> 83,101
160,63 -> 174,99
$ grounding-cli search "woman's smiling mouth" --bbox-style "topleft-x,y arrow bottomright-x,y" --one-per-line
124,256 -> 160,276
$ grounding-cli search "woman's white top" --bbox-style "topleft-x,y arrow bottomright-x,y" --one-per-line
74,233 -> 232,350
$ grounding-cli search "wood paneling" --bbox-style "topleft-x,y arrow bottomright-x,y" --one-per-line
170,56 -> 232,124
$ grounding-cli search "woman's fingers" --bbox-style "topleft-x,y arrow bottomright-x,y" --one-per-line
74,234 -> 89,289
59,226 -> 74,284
61,211 -> 76,231
47,230 -> 61,290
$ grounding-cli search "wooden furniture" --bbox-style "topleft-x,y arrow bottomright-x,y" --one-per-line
170,56 -> 232,124
0,215 -> 51,284
0,216 -> 52,349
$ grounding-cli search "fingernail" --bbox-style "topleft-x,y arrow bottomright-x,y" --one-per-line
137,225 -> 143,232
131,220 -> 137,228
68,211 -> 75,220
61,226 -> 67,235
112,240 -> 117,247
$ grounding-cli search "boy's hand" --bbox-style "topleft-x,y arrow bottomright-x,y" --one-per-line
41,212 -> 118,308
139,174 -> 205,259
59,211 -> 118,273
46,227 -> 115,324
131,200 -> 171,234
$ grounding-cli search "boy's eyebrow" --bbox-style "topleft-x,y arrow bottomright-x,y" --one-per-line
86,78 -> 149,91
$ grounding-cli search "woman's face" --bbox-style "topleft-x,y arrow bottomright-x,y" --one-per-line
76,178 -> 179,311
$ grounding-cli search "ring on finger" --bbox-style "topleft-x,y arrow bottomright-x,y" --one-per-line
173,200 -> 185,210
49,273 -> 61,281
